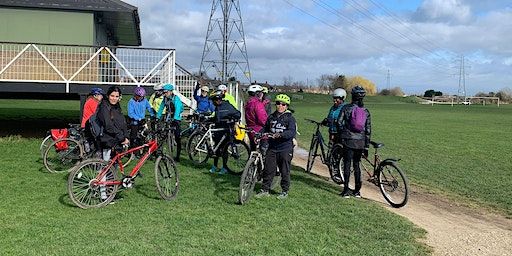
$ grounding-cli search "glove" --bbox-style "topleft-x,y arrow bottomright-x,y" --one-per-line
321,118 -> 328,126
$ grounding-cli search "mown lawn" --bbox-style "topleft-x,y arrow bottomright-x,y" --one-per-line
0,137 -> 429,255
290,94 -> 512,216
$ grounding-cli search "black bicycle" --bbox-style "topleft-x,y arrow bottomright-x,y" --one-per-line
305,119 -> 342,184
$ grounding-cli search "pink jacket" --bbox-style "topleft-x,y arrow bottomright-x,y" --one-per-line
245,96 -> 268,132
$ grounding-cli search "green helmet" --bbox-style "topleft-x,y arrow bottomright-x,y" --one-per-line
275,94 -> 291,105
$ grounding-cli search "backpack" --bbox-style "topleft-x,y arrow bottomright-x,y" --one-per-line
87,110 -> 103,139
349,106 -> 367,133
50,129 -> 69,151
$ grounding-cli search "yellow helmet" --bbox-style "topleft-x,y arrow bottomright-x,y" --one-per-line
275,94 -> 291,105
262,86 -> 269,94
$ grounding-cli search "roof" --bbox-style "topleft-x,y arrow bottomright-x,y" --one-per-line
0,0 -> 141,46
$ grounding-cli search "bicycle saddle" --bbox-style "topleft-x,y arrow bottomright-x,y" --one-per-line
370,141 -> 384,148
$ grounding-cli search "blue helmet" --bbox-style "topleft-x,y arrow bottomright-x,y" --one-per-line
91,87 -> 104,95
163,83 -> 174,91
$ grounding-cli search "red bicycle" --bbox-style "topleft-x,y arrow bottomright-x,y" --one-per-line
67,126 -> 179,208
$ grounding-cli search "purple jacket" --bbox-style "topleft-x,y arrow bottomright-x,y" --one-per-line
245,96 -> 268,133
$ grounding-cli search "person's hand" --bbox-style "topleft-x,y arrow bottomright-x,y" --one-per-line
321,118 -> 328,126
272,133 -> 281,139
122,138 -> 130,145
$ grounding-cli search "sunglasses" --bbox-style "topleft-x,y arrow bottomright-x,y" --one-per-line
275,102 -> 287,106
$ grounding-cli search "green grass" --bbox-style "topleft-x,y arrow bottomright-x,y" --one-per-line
289,93 -> 512,216
0,136 -> 429,255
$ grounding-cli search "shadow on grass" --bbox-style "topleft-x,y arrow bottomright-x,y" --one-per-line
290,166 -> 342,196
58,193 -> 79,208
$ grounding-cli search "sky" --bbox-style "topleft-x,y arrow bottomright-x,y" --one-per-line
124,0 -> 512,95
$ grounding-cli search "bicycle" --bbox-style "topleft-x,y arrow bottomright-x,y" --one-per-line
43,124 -> 133,173
238,129 -> 277,204
305,119 -> 343,184
337,141 -> 409,208
179,111 -> 211,153
67,126 -> 179,208
187,120 -> 250,174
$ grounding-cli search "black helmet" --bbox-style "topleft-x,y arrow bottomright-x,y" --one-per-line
351,85 -> 366,99
209,89 -> 224,100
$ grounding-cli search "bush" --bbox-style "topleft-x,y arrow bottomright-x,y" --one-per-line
380,87 -> 404,96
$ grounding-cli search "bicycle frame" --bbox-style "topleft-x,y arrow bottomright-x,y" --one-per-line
94,139 -> 159,186
193,124 -> 230,155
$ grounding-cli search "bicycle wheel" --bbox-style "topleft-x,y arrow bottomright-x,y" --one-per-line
155,155 -> 179,200
40,134 -> 52,159
306,136 -> 319,173
378,162 -> 409,208
238,156 -> 259,204
224,140 -> 250,175
187,131 -> 210,165
43,138 -> 83,173
329,144 -> 344,185
67,159 -> 119,208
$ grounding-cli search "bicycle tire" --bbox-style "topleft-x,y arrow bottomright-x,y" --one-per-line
166,129 -> 175,155
329,144 -> 344,185
155,155 -> 179,201
67,159 -> 119,209
238,156 -> 259,204
187,131 -> 210,165
40,134 -> 53,159
43,138 -> 83,173
306,137 -> 319,173
224,140 -> 250,175
378,162 -> 409,208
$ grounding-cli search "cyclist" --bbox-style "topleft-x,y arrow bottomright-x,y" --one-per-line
193,84 -> 215,114
256,94 -> 296,200
149,83 -> 165,114
156,84 -> 184,162
209,90 -> 241,174
81,87 -> 103,128
97,86 -> 129,161
218,84 -> 238,109
261,86 -> 271,116
245,84 -> 268,151
127,87 -> 154,148
337,86 -> 371,198
321,88 -> 347,183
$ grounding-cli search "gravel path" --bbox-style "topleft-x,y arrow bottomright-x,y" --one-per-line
293,147 -> 512,255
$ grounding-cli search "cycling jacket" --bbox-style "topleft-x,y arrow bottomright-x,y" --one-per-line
245,96 -> 268,133
193,87 -> 215,113
337,103 -> 371,150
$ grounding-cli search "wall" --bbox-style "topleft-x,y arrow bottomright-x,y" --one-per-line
0,8 -> 94,45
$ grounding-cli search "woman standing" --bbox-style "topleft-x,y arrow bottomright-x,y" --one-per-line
97,86 -> 129,161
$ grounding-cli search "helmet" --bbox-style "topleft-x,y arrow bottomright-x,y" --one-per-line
134,87 -> 146,97
218,84 -> 228,91
209,90 -> 224,100
163,83 -> 174,91
248,84 -> 263,93
153,84 -> 164,91
262,87 -> 269,94
275,94 -> 291,105
351,85 -> 366,99
91,87 -> 104,95
200,85 -> 210,92
332,88 -> 347,99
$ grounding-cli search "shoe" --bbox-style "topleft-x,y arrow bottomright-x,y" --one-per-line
277,192 -> 288,200
209,166 -> 217,174
218,168 -> 228,175
340,190 -> 351,198
255,190 -> 270,198
353,191 -> 361,198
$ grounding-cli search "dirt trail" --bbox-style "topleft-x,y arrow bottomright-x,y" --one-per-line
293,147 -> 512,256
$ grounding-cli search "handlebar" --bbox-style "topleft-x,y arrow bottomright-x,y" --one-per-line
304,118 -> 322,125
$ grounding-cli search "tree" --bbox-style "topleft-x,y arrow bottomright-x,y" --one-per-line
496,87 -> 512,102
379,87 -> 404,96
424,89 -> 443,97
345,76 -> 377,95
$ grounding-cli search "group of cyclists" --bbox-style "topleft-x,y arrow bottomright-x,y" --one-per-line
78,81 -> 370,200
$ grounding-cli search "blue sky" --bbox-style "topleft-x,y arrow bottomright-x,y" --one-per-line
124,0 -> 512,95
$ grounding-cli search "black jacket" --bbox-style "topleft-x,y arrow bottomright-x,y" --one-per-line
214,101 -> 241,127
264,111 -> 296,152
337,103 -> 371,150
97,100 -> 129,148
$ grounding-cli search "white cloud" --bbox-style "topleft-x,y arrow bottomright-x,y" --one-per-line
413,0 -> 472,24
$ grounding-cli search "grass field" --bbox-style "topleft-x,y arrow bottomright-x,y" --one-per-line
0,136 -> 429,255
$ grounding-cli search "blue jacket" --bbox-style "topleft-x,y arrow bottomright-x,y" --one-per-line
157,94 -> 184,121
193,87 -> 215,113
326,103 -> 345,134
128,97 -> 154,122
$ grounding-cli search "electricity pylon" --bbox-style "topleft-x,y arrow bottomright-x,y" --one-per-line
199,0 -> 251,83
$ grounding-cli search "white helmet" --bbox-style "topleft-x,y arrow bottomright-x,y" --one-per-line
218,84 -> 228,91
332,88 -> 347,99
153,83 -> 164,91
248,84 -> 263,93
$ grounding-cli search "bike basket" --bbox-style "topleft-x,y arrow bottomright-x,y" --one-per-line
234,124 -> 246,141
50,129 -> 69,151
